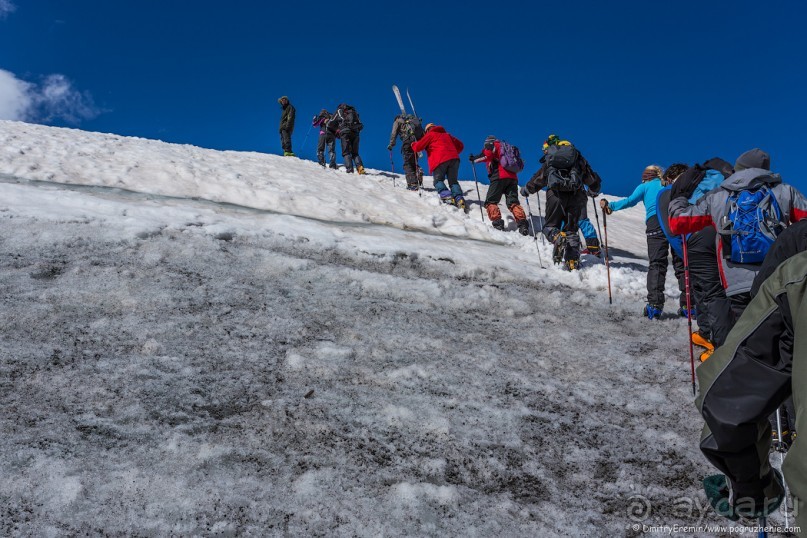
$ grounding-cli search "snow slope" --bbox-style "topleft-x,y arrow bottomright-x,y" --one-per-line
0,121 -> 777,536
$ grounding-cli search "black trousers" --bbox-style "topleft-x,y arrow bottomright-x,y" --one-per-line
542,189 -> 587,261
485,178 -> 520,207
317,133 -> 336,166
280,129 -> 292,153
646,215 -> 686,308
401,143 -> 418,186
340,131 -> 363,172
686,227 -> 724,341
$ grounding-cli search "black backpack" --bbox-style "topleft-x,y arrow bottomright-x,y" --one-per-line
340,105 -> 363,132
544,144 -> 582,191
402,114 -> 425,142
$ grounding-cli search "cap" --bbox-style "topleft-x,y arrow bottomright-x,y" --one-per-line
734,148 -> 771,171
424,123 -> 435,132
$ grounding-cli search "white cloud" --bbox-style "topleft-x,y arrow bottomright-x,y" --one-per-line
0,0 -> 16,19
0,68 -> 101,124
0,69 -> 32,120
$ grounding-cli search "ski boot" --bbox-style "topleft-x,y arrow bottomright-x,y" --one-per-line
564,259 -> 580,271
643,304 -> 663,320
283,152 -> 295,157
517,220 -> 530,236
677,307 -> 697,320
357,165 -> 366,175
491,219 -> 505,231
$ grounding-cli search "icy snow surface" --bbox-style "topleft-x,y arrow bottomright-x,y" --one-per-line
0,121 -> 774,536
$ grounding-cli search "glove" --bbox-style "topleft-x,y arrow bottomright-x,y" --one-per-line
599,199 -> 612,214
703,471 -> 784,522
468,154 -> 476,162
588,189 -> 599,198
520,186 -> 529,198
387,144 -> 393,151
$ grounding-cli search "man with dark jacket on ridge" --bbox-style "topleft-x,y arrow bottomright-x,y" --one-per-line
521,134 -> 601,271
388,113 -> 424,191
278,96 -> 296,156
327,104 -> 365,174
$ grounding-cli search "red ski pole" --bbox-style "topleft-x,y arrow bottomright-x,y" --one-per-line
682,236 -> 696,395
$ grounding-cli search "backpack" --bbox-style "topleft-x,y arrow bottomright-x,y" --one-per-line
544,143 -> 582,191
402,115 -> 425,142
340,105 -> 363,131
499,140 -> 524,173
722,185 -> 784,264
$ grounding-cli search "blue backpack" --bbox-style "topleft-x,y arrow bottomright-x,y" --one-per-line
723,186 -> 784,263
499,141 -> 524,173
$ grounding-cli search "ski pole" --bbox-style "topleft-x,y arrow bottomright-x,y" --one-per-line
470,163 -> 485,222
775,406 -> 791,529
414,151 -> 424,198
536,191 -> 546,245
299,123 -> 313,157
524,196 -> 545,269
591,195 -> 604,252
389,150 -> 396,188
601,207 -> 613,304
682,236 -> 696,396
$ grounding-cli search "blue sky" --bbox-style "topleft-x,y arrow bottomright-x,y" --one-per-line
1,0 -> 806,195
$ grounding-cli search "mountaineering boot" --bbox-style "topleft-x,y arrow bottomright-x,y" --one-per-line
455,198 -> 466,211
439,189 -> 455,205
406,184 -> 419,191
550,231 -> 567,264
678,307 -> 697,320
283,152 -> 295,157
691,330 -> 714,352
643,304 -> 663,320
772,428 -> 793,451
357,165 -> 366,175
517,220 -> 530,236
582,245 -> 601,257
329,162 -> 338,169
564,259 -> 580,271
699,348 -> 714,362
491,219 -> 505,231
583,238 -> 601,258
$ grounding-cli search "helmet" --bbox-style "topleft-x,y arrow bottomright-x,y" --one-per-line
542,134 -> 560,152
